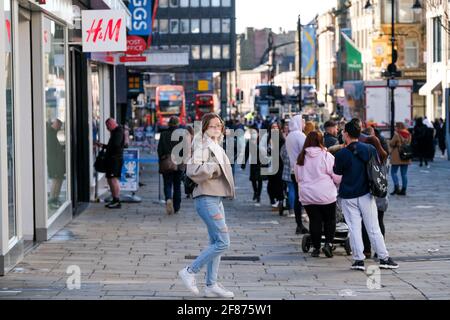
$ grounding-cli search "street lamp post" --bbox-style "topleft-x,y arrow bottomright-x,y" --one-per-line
365,0 -> 422,139
297,15 -> 303,113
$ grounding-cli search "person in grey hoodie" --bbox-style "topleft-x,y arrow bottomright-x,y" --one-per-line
286,115 -> 309,234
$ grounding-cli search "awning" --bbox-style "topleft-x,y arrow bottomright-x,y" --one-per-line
419,78 -> 442,96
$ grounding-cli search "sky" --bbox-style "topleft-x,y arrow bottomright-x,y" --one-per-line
236,0 -> 337,33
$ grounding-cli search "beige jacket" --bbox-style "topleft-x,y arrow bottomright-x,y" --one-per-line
186,136 -> 235,199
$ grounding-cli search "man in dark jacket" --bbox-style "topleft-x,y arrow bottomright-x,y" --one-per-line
334,120 -> 398,271
324,120 -> 339,148
158,116 -> 183,215
96,118 -> 125,209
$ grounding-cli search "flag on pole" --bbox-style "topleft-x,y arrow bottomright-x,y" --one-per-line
342,32 -> 362,71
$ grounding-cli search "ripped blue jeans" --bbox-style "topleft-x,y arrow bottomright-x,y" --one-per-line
189,196 -> 230,286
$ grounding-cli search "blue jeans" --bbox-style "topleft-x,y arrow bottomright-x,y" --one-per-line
391,165 -> 408,189
287,181 -> 296,210
189,196 -> 230,286
162,171 -> 182,212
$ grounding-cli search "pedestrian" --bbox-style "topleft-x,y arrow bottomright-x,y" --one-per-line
47,119 -> 66,210
324,120 -> 339,148
95,118 -> 125,209
436,118 -> 446,157
280,138 -> 296,217
304,121 -> 315,136
242,125 -> 264,207
179,113 -> 235,298
286,115 -> 309,234
158,116 -> 184,215
295,131 -> 341,258
265,121 -> 285,211
333,120 -> 399,271
389,122 -> 412,196
413,117 -> 431,168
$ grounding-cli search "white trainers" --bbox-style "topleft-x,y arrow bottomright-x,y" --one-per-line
166,199 -> 174,215
178,267 -> 199,295
204,283 -> 234,298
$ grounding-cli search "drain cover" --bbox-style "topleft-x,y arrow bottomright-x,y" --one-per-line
185,255 -> 260,261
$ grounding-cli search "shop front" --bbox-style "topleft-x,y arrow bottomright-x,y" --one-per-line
0,0 -> 74,275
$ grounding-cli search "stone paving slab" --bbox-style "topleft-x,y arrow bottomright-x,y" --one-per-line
1,153 -> 450,300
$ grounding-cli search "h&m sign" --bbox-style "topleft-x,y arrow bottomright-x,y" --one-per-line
81,10 -> 126,52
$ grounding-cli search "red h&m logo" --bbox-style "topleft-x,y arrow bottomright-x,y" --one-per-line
86,18 -> 123,44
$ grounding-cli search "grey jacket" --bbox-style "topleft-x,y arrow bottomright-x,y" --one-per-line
187,136 -> 235,199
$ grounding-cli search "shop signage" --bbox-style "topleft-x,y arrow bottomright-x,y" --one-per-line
120,149 -> 140,192
82,10 -> 127,52
120,55 -> 147,63
128,0 -> 152,36
125,35 -> 146,55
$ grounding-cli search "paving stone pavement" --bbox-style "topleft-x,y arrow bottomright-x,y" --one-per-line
1,153 -> 450,300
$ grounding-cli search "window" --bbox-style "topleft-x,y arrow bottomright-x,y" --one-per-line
212,45 -> 221,59
192,45 -> 201,59
159,19 -> 168,33
191,19 -> 200,33
180,0 -> 189,7
405,39 -> 419,68
201,0 -> 210,7
201,19 -> 210,33
190,0 -> 199,7
4,0 -> 16,239
222,0 -> 231,6
212,19 -> 221,33
399,0 -> 413,23
222,44 -> 230,59
159,0 -> 168,7
202,45 -> 211,59
384,0 -> 392,23
44,19 -> 68,218
180,19 -> 189,33
170,0 -> 179,7
433,17 -> 442,62
222,19 -> 231,33
170,19 -> 179,34
212,0 -> 220,6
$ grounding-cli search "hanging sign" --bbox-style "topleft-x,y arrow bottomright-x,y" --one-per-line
81,10 -> 127,52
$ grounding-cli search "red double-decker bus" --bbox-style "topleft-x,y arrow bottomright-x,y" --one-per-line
155,85 -> 186,130
195,93 -> 219,120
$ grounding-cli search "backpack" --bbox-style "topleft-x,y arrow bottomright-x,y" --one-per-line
351,145 -> 388,198
398,135 -> 413,161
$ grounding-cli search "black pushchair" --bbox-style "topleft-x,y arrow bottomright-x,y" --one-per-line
301,202 -> 352,255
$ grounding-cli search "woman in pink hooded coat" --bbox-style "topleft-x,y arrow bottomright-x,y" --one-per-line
295,131 -> 342,258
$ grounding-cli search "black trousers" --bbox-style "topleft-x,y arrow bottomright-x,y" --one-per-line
251,179 -> 263,200
362,210 -> 385,253
291,174 -> 304,229
304,202 -> 337,250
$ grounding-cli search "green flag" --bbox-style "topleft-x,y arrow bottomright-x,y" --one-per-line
342,32 -> 362,71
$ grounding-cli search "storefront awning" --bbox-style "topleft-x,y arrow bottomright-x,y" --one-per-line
419,78 -> 442,96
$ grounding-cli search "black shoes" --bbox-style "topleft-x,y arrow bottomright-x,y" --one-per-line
106,199 -> 121,209
351,260 -> 365,271
311,249 -> 320,257
322,243 -> 333,258
296,226 -> 309,235
379,257 -> 399,269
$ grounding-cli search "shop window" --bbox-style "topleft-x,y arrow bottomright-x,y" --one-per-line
4,0 -> 16,239
44,19 -> 68,218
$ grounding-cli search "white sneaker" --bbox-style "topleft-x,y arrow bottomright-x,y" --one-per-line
178,267 -> 199,295
166,199 -> 174,215
204,283 -> 234,298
